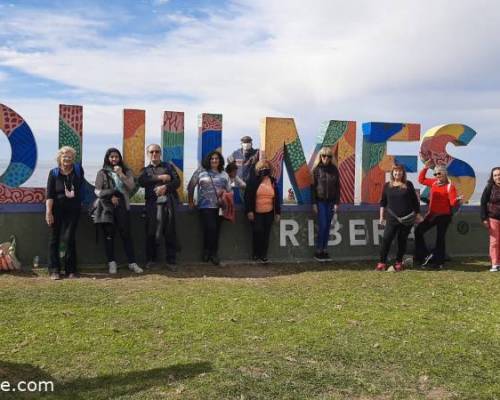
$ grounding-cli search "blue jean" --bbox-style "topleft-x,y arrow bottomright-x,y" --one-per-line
316,201 -> 335,251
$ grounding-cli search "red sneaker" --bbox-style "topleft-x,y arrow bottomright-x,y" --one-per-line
394,262 -> 404,272
375,262 -> 387,271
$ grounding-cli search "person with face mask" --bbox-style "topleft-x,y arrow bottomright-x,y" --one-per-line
138,144 -> 180,271
227,136 -> 260,183
45,146 -> 84,280
480,166 -> 500,272
414,162 -> 462,269
244,160 -> 281,263
94,148 -> 142,275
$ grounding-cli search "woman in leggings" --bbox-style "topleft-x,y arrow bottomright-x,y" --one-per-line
377,164 -> 421,271
94,148 -> 142,274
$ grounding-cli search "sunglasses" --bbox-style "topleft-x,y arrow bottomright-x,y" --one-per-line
433,172 -> 442,176
149,150 -> 160,154
321,154 -> 333,158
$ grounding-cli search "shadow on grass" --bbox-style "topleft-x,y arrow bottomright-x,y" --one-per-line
0,360 -> 212,399
26,256 -> 491,281
75,261 -> 375,280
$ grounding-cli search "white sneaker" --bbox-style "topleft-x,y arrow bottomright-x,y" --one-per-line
128,263 -> 143,274
108,261 -> 118,274
489,265 -> 499,272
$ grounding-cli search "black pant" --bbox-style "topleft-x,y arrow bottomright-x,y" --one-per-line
379,219 -> 412,263
101,205 -> 135,264
199,208 -> 222,257
145,203 -> 177,262
252,211 -> 274,258
414,214 -> 452,265
48,205 -> 80,274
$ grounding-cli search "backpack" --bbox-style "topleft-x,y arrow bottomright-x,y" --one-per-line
0,236 -> 21,272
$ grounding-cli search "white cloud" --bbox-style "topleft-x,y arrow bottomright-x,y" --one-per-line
1,0 -> 499,179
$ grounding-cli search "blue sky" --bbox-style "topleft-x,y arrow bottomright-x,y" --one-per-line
1,0 -> 499,196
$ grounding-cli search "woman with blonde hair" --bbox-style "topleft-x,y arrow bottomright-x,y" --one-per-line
244,160 -> 281,263
414,162 -> 461,269
377,164 -> 421,271
45,146 -> 84,280
480,166 -> 500,272
311,147 -> 340,261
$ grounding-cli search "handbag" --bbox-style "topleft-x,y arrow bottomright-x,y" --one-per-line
0,235 -> 21,271
208,173 -> 232,221
386,208 -> 416,226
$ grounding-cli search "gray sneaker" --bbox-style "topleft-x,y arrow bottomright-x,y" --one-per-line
128,263 -> 143,274
422,253 -> 434,267
108,261 -> 118,274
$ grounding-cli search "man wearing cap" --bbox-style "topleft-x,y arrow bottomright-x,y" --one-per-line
227,136 -> 260,183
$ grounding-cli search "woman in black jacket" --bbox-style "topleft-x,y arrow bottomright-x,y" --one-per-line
377,164 -> 421,271
244,160 -> 281,263
311,147 -> 340,261
94,148 -> 142,274
45,146 -> 84,280
480,166 -> 500,272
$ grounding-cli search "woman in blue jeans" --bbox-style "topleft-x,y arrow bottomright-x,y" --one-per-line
311,147 -> 341,261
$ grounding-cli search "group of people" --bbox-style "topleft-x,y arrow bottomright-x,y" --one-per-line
44,137 -> 500,280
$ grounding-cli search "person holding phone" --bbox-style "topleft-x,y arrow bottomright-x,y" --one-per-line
414,162 -> 462,269
94,148 -> 142,275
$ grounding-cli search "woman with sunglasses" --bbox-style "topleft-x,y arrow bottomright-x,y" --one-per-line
376,164 -> 421,271
480,166 -> 500,272
414,162 -> 461,269
94,148 -> 142,275
188,150 -> 231,265
311,147 -> 340,261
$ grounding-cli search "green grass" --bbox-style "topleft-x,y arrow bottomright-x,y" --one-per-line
0,259 -> 499,399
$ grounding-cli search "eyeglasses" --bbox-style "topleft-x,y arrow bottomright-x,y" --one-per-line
149,150 -> 160,154
321,155 -> 332,159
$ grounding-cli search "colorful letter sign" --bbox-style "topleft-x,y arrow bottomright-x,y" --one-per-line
162,111 -> 185,199
361,122 -> 420,204
419,124 -> 477,202
260,117 -> 313,204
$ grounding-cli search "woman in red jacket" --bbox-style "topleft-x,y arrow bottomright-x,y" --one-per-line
414,163 -> 461,269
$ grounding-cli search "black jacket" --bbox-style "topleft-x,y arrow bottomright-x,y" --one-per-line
244,175 -> 281,215
480,183 -> 500,221
311,164 -> 340,204
138,161 -> 180,206
380,181 -> 420,218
